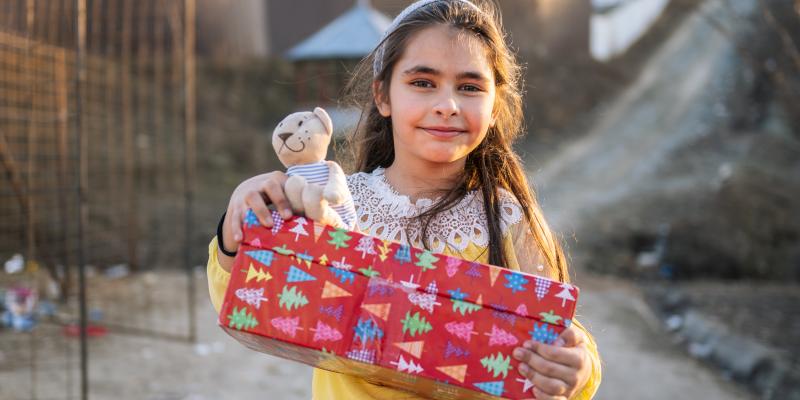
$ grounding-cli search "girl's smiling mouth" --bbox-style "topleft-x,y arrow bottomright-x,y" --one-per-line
421,126 -> 466,138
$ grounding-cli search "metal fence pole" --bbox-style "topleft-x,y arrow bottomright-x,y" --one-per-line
74,0 -> 88,398
184,0 -> 197,343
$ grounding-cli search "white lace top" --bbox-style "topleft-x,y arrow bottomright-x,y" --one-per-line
346,167 -> 525,255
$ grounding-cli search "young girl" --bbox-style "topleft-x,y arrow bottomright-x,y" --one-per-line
207,1 -> 601,398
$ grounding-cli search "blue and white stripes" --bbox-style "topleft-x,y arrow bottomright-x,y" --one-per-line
287,161 -> 357,229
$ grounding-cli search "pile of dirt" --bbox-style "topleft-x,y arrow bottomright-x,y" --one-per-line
579,120 -> 800,280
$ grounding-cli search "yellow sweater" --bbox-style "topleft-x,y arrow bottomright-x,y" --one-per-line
207,232 -> 601,399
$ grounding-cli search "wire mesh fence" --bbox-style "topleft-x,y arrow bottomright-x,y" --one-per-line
0,1 -> 196,398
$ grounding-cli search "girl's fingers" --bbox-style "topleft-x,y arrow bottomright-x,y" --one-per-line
529,368 -> 569,398
261,178 -> 292,220
532,386 -> 567,400
533,341 -> 583,369
525,348 -> 578,387
557,325 -> 584,348
245,191 -> 273,227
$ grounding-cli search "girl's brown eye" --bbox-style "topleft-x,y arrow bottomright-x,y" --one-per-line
411,80 -> 433,88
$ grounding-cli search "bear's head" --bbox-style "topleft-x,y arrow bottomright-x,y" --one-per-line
272,107 -> 333,168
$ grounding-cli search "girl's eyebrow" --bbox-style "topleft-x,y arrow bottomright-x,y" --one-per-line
402,65 -> 490,82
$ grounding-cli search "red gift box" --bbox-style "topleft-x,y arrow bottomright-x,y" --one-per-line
219,210 -> 579,399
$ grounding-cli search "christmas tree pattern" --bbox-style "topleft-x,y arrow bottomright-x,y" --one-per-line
394,245 -> 412,264
245,250 -> 274,267
288,217 -> 309,241
489,265 -> 502,286
243,209 -> 260,227
474,380 -> 505,397
270,210 -> 283,234
319,304 -> 344,321
504,272 -> 529,294
367,279 -> 394,297
491,303 -> 518,326
555,283 -> 576,307
321,281 -> 352,298
465,262 -> 483,279
515,304 -> 529,317
270,316 -> 302,337
407,291 -> 441,313
529,322 -> 559,344
318,254 -> 329,266
354,318 -> 384,346
534,276 -> 552,300
390,355 -> 424,374
401,311 -> 432,337
377,240 -> 392,262
311,320 -> 343,342
286,265 -> 317,283
355,236 -> 377,259
328,266 -> 355,285
516,377 -> 535,393
414,250 -> 439,272
250,237 -> 262,247
400,274 -> 420,290
394,341 -> 425,358
331,256 -> 353,270
447,288 -> 482,316
540,310 -> 563,324
444,321 -> 478,342
244,263 -> 272,283
346,348 -> 376,364
444,340 -> 470,358
327,228 -> 352,250
278,285 -> 309,311
361,303 -> 391,321
480,352 -> 512,378
313,223 -> 325,242
425,281 -> 438,294
227,307 -> 259,330
272,244 -> 294,256
436,364 -> 468,383
235,287 -> 268,309
295,251 -> 314,269
484,324 -> 519,346
358,265 -> 381,278
445,257 -> 461,277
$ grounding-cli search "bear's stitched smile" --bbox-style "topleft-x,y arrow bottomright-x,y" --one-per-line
278,137 -> 306,153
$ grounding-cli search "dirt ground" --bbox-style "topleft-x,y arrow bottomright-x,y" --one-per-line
0,269 -> 756,400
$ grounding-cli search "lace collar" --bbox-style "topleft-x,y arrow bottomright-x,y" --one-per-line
346,168 -> 522,253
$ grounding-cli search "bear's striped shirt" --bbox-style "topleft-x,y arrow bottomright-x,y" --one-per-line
286,161 -> 356,229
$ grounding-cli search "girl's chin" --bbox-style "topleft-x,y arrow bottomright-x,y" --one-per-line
416,150 -> 469,165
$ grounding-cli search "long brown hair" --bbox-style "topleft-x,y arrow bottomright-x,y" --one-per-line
343,0 -> 569,282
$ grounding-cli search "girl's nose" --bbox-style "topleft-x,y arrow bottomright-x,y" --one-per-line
433,93 -> 459,118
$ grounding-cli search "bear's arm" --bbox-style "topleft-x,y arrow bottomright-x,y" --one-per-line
323,161 -> 349,205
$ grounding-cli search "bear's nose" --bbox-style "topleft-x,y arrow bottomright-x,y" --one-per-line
278,132 -> 293,142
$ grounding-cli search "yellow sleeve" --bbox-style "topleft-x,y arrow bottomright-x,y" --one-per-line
207,236 -> 231,313
571,319 -> 602,400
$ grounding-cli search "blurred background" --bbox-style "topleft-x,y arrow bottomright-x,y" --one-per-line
0,0 -> 797,399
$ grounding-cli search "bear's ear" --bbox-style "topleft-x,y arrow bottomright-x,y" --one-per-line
313,107 -> 333,136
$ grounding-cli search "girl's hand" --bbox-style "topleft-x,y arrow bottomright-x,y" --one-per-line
512,325 -> 592,400
219,171 -> 292,271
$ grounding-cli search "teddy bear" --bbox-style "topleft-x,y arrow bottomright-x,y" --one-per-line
271,107 -> 356,230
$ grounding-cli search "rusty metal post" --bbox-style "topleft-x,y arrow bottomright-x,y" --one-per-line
75,0 -> 89,398
184,0 -> 197,343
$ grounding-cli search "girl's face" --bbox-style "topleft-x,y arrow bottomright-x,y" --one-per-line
376,24 -> 496,169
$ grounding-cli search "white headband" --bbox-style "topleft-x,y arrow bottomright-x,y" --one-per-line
372,0 -> 482,77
